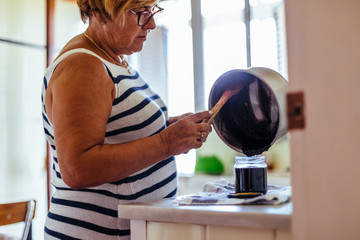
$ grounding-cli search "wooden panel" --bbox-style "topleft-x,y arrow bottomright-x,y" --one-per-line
0,200 -> 35,226
0,202 -> 27,226
46,0 -> 55,210
276,229 -> 291,240
206,225 -> 275,240
286,0 -> 360,239
147,222 -> 205,240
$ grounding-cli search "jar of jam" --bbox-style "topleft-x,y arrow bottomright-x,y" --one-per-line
230,155 -> 267,198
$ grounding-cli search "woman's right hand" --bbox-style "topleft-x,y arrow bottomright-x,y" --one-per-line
159,111 -> 213,155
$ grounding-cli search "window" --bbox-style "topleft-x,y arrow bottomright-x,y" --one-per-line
136,0 -> 288,176
202,0 -> 248,107
133,0 -> 197,175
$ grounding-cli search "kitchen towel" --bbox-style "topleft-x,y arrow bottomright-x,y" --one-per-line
174,178 -> 291,205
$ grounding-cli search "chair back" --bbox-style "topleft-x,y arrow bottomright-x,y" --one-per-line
0,200 -> 36,240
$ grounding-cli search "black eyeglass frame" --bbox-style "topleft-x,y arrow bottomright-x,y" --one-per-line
130,4 -> 164,26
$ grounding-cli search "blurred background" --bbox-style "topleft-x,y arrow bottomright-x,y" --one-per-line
0,0 -> 290,238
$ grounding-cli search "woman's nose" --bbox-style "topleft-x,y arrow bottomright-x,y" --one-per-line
142,17 -> 156,30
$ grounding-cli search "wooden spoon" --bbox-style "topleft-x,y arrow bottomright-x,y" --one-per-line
204,82 -> 246,124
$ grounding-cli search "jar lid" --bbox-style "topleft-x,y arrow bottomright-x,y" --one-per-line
235,155 -> 265,162
227,192 -> 263,199
234,155 -> 267,167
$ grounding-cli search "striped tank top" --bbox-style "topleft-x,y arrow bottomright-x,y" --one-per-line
41,48 -> 177,239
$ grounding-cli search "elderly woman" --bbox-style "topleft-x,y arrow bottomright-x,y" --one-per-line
41,0 -> 212,238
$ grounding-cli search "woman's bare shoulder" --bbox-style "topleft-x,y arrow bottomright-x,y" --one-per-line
47,34 -> 115,104
52,50 -> 109,84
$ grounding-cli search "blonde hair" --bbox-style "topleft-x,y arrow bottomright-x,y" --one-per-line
77,0 -> 158,25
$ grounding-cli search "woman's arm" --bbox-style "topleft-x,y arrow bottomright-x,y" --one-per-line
45,53 -> 212,189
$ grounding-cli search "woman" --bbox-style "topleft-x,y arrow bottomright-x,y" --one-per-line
41,0 -> 212,239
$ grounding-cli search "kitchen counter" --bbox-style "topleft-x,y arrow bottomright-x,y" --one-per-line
118,199 -> 292,240
178,172 -> 291,195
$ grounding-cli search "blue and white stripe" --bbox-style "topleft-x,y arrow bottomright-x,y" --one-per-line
42,48 -> 177,239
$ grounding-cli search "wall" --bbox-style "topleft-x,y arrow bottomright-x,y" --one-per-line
0,0 -> 47,239
285,0 -> 360,239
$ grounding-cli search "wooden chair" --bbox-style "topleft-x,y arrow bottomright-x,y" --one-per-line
0,200 -> 36,240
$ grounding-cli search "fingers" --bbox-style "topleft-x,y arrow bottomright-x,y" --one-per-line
187,110 -> 213,124
199,132 -> 205,141
186,111 -> 213,134
196,131 -> 210,143
167,112 -> 193,125
160,111 -> 213,156
184,111 -> 212,143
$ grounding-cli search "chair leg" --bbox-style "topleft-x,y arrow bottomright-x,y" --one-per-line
22,200 -> 35,240
26,224 -> 32,240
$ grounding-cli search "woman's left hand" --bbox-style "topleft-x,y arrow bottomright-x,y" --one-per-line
159,111 -> 213,156
167,112 -> 193,126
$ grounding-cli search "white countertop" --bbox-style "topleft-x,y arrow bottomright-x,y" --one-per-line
118,199 -> 292,229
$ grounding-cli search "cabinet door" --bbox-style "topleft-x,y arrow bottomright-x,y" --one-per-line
206,225 -> 275,240
147,222 -> 206,240
276,229 -> 291,240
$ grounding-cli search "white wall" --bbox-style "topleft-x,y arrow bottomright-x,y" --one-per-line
0,0 -> 47,239
285,0 -> 360,239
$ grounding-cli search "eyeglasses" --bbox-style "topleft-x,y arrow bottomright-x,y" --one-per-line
130,5 -> 164,27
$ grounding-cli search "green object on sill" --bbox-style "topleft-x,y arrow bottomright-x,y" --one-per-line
195,155 -> 224,175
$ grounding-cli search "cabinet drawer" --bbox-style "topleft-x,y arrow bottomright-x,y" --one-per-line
276,229 -> 291,240
147,222 -> 206,240
206,225 -> 275,240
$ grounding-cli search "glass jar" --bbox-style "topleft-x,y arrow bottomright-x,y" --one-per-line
234,155 -> 267,194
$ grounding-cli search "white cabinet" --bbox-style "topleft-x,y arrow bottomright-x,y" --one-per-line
145,222 -> 291,240
147,222 -> 206,240
206,225 -> 274,240
276,229 -> 292,240
119,200 -> 291,240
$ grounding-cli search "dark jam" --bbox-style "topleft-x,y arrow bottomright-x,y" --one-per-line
235,167 -> 267,194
